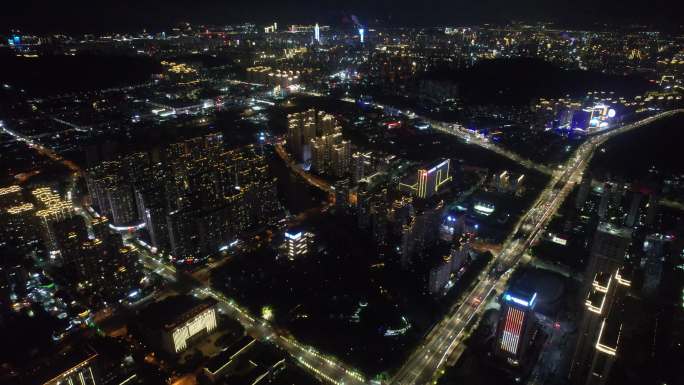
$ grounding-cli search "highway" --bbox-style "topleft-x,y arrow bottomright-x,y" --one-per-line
5,82 -> 680,385
1,121 -> 82,173
428,121 -> 554,175
175,108 -> 680,385
2,114 -> 361,385
274,141 -> 334,194
389,108 -> 683,385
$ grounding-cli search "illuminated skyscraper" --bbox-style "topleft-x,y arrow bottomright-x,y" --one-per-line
85,161 -> 140,226
135,186 -> 170,251
494,289 -> 538,366
89,140 -> 280,260
569,223 -> 633,385
584,223 -> 631,294
32,187 -> 76,253
309,125 -> 349,177
283,230 -> 314,260
314,23 -> 320,43
569,268 -> 631,385
400,159 -> 452,199
287,109 -> 317,162
106,183 -> 138,226
359,28 -> 365,43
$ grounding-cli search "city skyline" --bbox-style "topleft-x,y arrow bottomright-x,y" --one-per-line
0,8 -> 682,385
2,0 -> 684,33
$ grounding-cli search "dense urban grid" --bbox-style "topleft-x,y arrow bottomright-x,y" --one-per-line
1,12 -> 683,385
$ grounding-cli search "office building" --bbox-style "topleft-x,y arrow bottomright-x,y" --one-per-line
283,229 -> 314,260
141,296 -> 219,354
29,343 -> 100,385
494,289 -> 539,366
569,223 -> 633,385
569,268 -> 632,385
584,223 -> 632,292
106,183 -> 138,226
399,159 -> 452,199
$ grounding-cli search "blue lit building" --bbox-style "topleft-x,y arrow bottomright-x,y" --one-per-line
494,288 -> 539,366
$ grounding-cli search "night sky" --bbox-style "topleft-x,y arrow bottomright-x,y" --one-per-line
2,0 -> 683,33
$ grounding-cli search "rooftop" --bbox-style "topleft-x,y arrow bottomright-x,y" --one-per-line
140,295 -> 217,331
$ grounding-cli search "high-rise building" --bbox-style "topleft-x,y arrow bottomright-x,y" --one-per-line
426,243 -> 466,295
167,208 -> 200,259
352,151 -> 373,183
645,193 -> 658,227
283,229 -> 314,259
494,289 -> 539,366
584,223 -> 632,292
330,140 -> 352,178
57,216 -> 141,301
88,140 -> 280,260
576,174 -> 592,210
624,191 -> 642,228
135,186 -> 170,250
30,343 -> 100,385
569,268 -> 632,385
309,129 -> 349,177
334,179 -> 350,212
317,110 -> 337,136
399,159 -> 452,199
356,185 -> 372,230
287,109 -> 317,162
399,200 -> 444,268
106,183 -> 138,226
0,188 -> 37,251
597,183 -> 611,220
288,109 -> 345,169
428,256 -> 452,295
32,187 -> 76,253
569,223 -> 633,385
370,199 -> 389,246
642,233 -> 672,295
0,185 -> 22,208
86,161 -> 140,226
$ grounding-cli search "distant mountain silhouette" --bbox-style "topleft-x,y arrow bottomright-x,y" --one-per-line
423,58 -> 655,106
